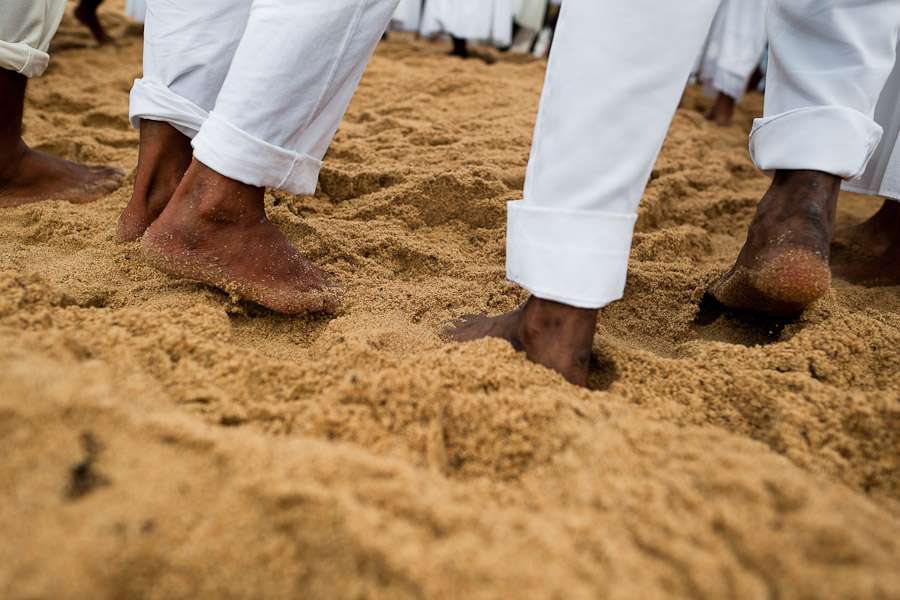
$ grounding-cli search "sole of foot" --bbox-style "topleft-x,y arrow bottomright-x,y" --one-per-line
710,249 -> 831,317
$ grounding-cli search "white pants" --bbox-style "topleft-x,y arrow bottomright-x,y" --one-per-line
421,0 -> 513,47
125,0 -> 147,24
513,0 -> 547,33
390,0 -> 421,33
508,0 -> 900,309
842,39 -> 900,202
697,0 -> 768,102
129,0 -> 398,195
0,0 -> 66,77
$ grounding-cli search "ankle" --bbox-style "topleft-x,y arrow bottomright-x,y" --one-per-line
519,297 -> 598,344
183,165 -> 266,225
0,139 -> 29,183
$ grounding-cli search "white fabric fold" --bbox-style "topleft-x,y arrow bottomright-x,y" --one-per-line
506,201 -> 637,309
129,78 -> 208,138
192,113 -> 322,195
0,0 -> 66,77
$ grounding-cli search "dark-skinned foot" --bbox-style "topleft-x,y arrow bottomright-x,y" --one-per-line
142,159 -> 340,314
832,199 -> 898,257
0,140 -> 123,208
832,206 -> 900,284
710,169 -> 840,317
75,0 -> 115,45
444,296 -> 598,387
117,120 -> 192,242
705,92 -> 735,127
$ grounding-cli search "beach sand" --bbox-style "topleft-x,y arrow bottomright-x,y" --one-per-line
2,4 -> 899,599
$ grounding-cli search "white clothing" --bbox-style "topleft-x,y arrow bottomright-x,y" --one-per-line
843,40 -> 900,201
130,0 -> 399,195
421,0 -> 513,47
125,0 -> 148,24
508,0 -> 900,309
0,0 -> 66,77
749,0 -> 900,180
697,0 -> 768,102
391,0 -> 421,32
513,0 -> 547,33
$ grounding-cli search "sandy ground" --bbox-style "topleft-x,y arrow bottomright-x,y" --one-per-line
2,4 -> 900,599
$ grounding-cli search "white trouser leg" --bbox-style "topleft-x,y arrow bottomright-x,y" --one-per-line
0,0 -> 67,77
129,0 -> 253,138
506,0 -> 719,309
842,39 -> 900,202
191,0 -> 399,195
699,0 -> 768,102
750,0 -> 900,179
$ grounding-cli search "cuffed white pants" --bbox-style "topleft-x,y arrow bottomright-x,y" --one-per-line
697,0 -> 768,102
509,0 -> 900,309
842,39 -> 900,202
129,0 -> 399,195
0,0 -> 66,77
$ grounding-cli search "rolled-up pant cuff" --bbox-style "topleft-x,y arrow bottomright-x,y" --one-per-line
749,106 -> 883,180
505,200 -> 637,309
192,112 -> 322,195
0,41 -> 49,77
129,78 -> 209,139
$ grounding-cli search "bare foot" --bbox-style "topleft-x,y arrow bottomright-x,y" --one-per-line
0,141 -> 123,208
710,170 -> 840,317
142,159 -> 340,314
444,296 -> 598,387
117,121 -> 192,242
75,0 -> 115,45
832,199 -> 898,257
705,92 -> 735,127
832,206 -> 900,284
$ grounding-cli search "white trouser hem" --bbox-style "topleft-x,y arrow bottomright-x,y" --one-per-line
710,68 -> 747,102
192,112 -> 322,195
750,106 -> 883,180
129,78 -> 208,139
842,182 -> 900,202
0,41 -> 49,78
505,200 -> 637,310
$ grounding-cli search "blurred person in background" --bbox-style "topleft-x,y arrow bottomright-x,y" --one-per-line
0,0 -> 123,208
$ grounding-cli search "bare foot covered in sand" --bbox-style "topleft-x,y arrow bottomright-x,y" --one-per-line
117,121 -> 192,242
142,160 -> 340,314
444,296 -> 598,387
832,199 -> 899,257
0,142 -> 123,208
710,170 -> 840,317
75,0 -> 115,45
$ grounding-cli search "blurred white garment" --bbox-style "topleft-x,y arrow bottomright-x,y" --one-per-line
843,39 -> 900,201
421,0 -> 513,47
697,0 -> 768,101
390,0 -> 421,32
513,0 -> 546,32
0,0 -> 67,77
508,0 -> 900,309
130,0 -> 399,195
125,0 -> 147,23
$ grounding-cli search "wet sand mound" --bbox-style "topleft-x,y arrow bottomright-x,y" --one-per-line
1,5 -> 899,598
